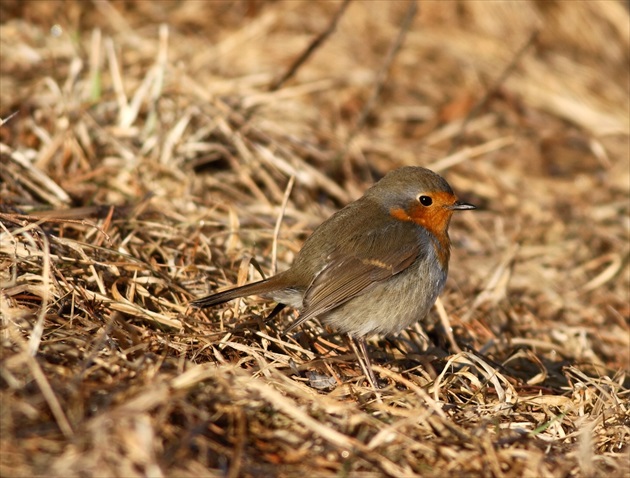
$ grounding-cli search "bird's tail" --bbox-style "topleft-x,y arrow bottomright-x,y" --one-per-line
190,278 -> 278,308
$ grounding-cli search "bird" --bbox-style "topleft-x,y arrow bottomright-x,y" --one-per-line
191,166 -> 476,387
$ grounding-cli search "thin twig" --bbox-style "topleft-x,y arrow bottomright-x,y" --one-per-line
449,29 -> 539,153
271,175 -> 295,275
346,0 -> 418,143
268,0 -> 352,91
7,324 -> 74,439
0,110 -> 19,126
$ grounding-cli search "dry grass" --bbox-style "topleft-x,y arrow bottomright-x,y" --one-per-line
1,1 -> 629,477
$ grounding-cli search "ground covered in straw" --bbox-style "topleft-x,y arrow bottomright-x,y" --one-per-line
1,1 -> 629,477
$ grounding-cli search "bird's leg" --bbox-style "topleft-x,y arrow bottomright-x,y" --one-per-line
348,334 -> 380,389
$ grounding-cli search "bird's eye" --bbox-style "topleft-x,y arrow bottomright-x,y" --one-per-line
418,195 -> 433,206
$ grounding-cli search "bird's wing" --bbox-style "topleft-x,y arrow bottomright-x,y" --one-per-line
284,222 -> 424,333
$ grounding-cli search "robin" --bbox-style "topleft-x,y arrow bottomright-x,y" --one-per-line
192,166 -> 476,387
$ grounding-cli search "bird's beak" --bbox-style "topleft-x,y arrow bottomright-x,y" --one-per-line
448,201 -> 476,211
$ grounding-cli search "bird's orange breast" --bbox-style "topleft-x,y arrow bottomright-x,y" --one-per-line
390,192 -> 456,268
